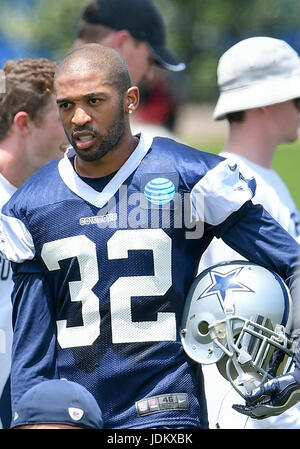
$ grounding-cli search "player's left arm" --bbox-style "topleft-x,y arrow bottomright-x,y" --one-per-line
191,158 -> 300,296
216,202 -> 300,418
191,157 -> 300,418
217,200 -> 300,303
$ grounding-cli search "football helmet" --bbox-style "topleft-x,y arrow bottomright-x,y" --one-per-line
181,261 -> 294,398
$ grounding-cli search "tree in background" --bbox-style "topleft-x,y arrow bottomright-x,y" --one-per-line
155,0 -> 300,102
2,0 -> 300,103
0,0 -> 87,63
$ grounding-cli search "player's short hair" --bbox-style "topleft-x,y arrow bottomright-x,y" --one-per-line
77,20 -> 113,43
0,58 -> 57,141
56,43 -> 131,97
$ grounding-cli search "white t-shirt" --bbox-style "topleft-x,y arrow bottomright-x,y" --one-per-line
199,152 -> 300,429
0,173 -> 16,429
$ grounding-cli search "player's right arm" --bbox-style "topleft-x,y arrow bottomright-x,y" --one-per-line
10,259 -> 59,412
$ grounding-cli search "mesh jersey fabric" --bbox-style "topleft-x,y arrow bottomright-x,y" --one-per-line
2,135 -> 300,428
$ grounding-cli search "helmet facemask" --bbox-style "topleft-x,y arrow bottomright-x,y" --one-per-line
209,308 -> 294,398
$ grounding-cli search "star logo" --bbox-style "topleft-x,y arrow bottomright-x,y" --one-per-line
198,267 -> 253,308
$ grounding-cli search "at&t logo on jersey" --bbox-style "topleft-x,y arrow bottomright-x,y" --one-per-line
144,177 -> 176,205
141,173 -> 179,209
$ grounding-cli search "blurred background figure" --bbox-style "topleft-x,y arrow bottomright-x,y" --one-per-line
73,0 -> 186,84
72,0 -> 185,141
136,77 -> 178,131
10,379 -> 103,429
199,36 -> 300,429
0,58 -> 66,429
132,72 -> 183,140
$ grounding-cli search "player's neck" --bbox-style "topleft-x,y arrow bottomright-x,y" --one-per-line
74,134 -> 139,178
225,126 -> 276,168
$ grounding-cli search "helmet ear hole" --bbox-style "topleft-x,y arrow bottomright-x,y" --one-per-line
198,320 -> 209,336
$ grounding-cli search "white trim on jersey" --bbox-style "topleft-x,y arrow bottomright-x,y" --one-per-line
58,133 -> 153,208
0,213 -> 35,263
190,158 -> 256,225
0,173 -> 16,429
0,133 -> 154,263
0,138 -> 259,264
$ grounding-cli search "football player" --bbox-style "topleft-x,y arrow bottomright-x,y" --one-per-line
1,44 -> 300,429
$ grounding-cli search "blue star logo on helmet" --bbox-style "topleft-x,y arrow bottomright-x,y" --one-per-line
198,267 -> 253,307
144,177 -> 176,205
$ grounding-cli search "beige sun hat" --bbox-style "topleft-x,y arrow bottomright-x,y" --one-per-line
213,36 -> 300,120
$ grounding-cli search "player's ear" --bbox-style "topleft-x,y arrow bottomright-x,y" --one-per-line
125,86 -> 139,116
110,30 -> 132,51
13,111 -> 32,136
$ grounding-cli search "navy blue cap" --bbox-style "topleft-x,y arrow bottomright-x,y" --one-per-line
82,0 -> 185,72
10,379 -> 103,429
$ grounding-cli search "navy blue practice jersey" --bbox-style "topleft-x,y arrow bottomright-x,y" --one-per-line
1,134 -> 300,428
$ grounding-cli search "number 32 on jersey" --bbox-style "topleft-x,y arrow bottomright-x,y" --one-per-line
41,229 -> 176,348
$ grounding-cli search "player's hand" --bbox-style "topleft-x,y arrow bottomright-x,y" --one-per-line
232,373 -> 300,419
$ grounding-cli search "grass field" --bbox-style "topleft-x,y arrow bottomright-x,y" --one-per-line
187,138 -> 300,210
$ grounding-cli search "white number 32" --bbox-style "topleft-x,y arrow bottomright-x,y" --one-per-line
41,229 -> 176,348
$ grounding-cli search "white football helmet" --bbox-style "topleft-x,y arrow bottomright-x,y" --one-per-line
181,261 -> 294,398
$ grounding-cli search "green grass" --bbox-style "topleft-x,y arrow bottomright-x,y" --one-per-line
272,143 -> 300,210
186,138 -> 300,210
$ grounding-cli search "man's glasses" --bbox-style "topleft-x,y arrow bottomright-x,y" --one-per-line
293,98 -> 300,110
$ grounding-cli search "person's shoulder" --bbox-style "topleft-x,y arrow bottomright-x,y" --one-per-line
28,157 -> 61,183
2,158 -> 62,216
20,158 -> 60,189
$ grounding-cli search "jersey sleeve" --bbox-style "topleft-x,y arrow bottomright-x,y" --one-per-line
216,202 -> 299,285
10,259 -> 58,410
217,201 -> 300,331
190,157 -> 300,291
190,158 -> 256,225
191,156 -> 300,332
0,212 -> 35,263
